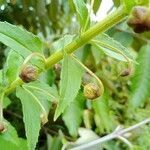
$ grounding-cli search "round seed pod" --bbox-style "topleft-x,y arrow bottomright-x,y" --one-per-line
19,65 -> 38,83
84,83 -> 101,100
127,6 -> 150,33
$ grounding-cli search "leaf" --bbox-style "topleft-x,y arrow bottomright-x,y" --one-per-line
23,81 -> 59,102
3,96 -> 11,108
4,50 -> 23,85
47,134 -> 62,150
16,86 -> 47,150
0,70 -> 3,85
50,34 -> 75,53
72,0 -> 89,31
0,120 -> 20,146
0,120 -> 27,150
16,81 -> 58,149
91,33 -> 135,62
93,0 -> 102,14
129,44 -> 150,108
121,0 -> 136,12
93,92 -> 114,133
0,21 -> 43,57
54,55 -> 84,120
62,92 -> 84,137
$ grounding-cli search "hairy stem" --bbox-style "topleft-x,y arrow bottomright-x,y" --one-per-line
5,6 -> 126,95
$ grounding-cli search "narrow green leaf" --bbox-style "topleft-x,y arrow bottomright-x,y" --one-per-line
93,0 -> 102,14
16,86 -> 47,150
130,44 -> 150,108
62,92 -> 84,137
47,135 -> 62,150
121,0 -> 136,13
54,55 -> 84,120
72,0 -> 89,31
0,22 -> 43,57
4,50 -> 23,85
93,92 -> 114,133
91,33 -> 135,62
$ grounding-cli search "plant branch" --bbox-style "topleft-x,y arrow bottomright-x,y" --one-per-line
70,118 -> 150,150
5,6 -> 127,95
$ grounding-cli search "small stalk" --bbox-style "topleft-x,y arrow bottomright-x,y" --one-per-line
0,92 -> 5,132
71,55 -> 104,96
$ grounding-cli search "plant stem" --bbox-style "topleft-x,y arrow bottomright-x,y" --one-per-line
0,92 -> 4,123
45,6 -> 126,69
71,55 -> 104,95
5,6 -> 126,95
70,118 -> 150,150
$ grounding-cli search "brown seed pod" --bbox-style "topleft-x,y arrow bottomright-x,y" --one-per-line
0,123 -> 5,133
84,83 -> 101,100
127,6 -> 150,33
19,65 -> 38,83
120,68 -> 131,77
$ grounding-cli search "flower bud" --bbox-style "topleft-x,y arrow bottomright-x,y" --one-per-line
127,6 -> 150,33
0,122 -> 5,133
19,65 -> 38,83
120,68 -> 131,77
84,83 -> 101,100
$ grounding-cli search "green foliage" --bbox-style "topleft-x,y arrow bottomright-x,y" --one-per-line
72,0 -> 89,32
16,81 -> 58,150
121,0 -> 136,12
129,44 -> 150,108
91,33 -> 134,62
4,50 -> 23,85
16,80 -> 58,150
93,0 -> 102,14
62,92 -> 84,137
54,55 -> 84,120
0,120 -> 27,150
0,22 -> 42,57
0,1 -> 149,150
16,86 -> 43,150
93,92 -> 115,133
47,134 -> 62,150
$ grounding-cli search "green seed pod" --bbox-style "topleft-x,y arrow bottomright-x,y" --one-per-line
127,6 -> 150,33
19,65 -> 38,83
84,83 -> 101,100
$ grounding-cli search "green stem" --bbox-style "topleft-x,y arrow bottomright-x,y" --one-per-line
45,6 -> 126,69
0,92 -> 4,123
71,55 -> 104,95
5,6 -> 127,95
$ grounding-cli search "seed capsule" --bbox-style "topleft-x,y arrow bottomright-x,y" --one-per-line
19,65 -> 38,83
84,83 -> 101,100
120,68 -> 131,77
0,123 -> 5,133
127,6 -> 150,33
